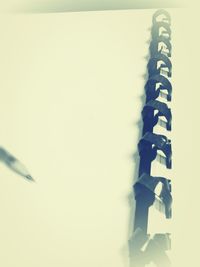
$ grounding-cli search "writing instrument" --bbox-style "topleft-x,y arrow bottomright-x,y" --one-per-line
0,147 -> 34,182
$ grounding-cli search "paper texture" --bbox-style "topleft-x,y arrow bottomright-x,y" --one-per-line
0,7 -> 199,267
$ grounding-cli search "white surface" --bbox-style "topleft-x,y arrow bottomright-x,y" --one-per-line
0,10 -> 151,267
0,8 -> 199,267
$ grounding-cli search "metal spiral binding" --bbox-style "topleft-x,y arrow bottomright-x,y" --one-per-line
129,9 -> 172,267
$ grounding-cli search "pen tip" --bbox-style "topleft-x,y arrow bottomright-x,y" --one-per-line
26,175 -> 35,182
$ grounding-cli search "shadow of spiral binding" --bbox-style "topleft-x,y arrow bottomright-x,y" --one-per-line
129,9 -> 173,267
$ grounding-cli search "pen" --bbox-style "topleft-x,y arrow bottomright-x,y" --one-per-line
0,147 -> 34,182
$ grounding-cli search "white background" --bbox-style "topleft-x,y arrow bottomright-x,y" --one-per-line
0,8 -> 199,267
